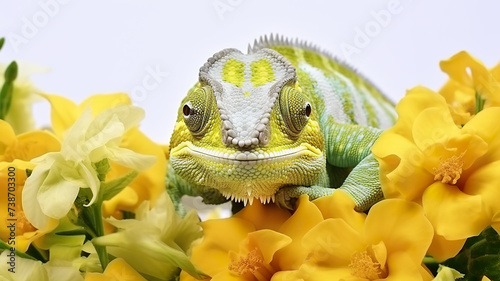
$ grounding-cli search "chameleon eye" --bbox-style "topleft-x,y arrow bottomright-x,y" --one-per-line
279,86 -> 311,136
183,103 -> 193,116
182,87 -> 214,136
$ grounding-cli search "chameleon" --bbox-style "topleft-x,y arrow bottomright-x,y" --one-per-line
167,34 -> 396,211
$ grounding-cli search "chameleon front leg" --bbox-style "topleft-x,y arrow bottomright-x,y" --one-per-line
166,163 -> 227,215
277,122 -> 384,211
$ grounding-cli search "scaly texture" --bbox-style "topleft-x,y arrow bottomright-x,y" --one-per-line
168,34 -> 396,211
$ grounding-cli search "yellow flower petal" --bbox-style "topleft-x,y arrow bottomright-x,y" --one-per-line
491,211 -> 500,235
423,182 -> 489,240
364,199 -> 433,265
313,190 -> 366,233
301,219 -> 365,267
427,234 -> 466,262
412,107 -> 460,152
463,107 -> 500,166
41,94 -> 79,137
42,93 -> 132,137
463,161 -> 500,216
243,230 -> 291,264
271,263 -> 352,281
384,251 -> 433,281
191,218 -> 255,277
0,120 -> 16,156
440,51 -> 500,108
440,51 -> 488,88
79,93 -> 132,116
13,131 -> 61,161
84,258 -> 147,281
104,128 -> 166,214
234,200 -> 291,231
102,187 -> 138,216
211,271 -> 248,281
373,132 -> 434,201
390,86 -> 450,140
275,195 -> 324,270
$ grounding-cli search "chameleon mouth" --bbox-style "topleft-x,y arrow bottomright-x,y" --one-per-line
171,141 -> 322,165
170,142 -> 323,205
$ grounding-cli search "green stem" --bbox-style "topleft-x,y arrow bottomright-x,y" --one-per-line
423,256 -> 439,265
77,184 -> 110,270
475,91 -> 486,114
92,199 -> 109,270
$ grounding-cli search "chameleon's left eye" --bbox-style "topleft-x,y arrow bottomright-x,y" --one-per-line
279,86 -> 311,136
182,86 -> 214,136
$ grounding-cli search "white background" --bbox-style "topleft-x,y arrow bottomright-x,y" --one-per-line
1,0 -> 499,144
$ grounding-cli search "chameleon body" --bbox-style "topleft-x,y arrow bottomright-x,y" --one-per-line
168,35 -> 396,211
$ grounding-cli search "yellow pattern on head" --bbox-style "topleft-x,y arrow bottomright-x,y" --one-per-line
250,58 -> 275,87
222,58 -> 245,88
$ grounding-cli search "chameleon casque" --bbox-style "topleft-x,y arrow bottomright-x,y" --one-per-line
167,35 -> 396,211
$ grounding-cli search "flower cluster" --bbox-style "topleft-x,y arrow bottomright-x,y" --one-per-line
181,192 -> 434,281
372,51 -> 500,262
0,39 -> 201,280
1,34 -> 499,281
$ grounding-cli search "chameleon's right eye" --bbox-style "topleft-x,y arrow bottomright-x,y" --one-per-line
182,86 -> 214,136
279,85 -> 311,137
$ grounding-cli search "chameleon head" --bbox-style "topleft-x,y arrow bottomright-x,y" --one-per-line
169,48 -> 326,204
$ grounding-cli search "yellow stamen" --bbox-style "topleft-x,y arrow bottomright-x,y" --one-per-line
349,250 -> 385,280
433,151 -> 465,184
228,248 -> 273,281
16,210 -> 37,235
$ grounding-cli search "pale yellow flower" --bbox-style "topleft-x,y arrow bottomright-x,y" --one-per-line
0,248 -> 84,281
22,105 -> 155,230
93,192 -> 205,280
42,93 -> 167,217
372,86 -> 500,260
431,265 -> 464,281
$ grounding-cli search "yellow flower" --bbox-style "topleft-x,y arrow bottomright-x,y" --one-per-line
93,192 -> 205,280
273,199 -> 434,281
0,120 -> 60,252
22,105 -> 156,230
439,51 -> 500,124
84,258 -> 147,281
0,119 -> 60,163
0,63 -> 47,134
180,197 -> 293,281
372,86 -> 500,260
42,93 -> 166,217
182,192 -> 432,281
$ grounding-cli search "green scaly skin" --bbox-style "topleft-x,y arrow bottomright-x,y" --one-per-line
167,35 -> 396,212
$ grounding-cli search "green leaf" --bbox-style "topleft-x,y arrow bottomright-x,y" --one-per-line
0,38 -> 5,51
56,228 -> 89,236
0,61 -> 18,119
0,240 -> 38,261
0,81 -> 13,119
443,227 -> 500,281
101,170 -> 138,201
4,61 -> 18,82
